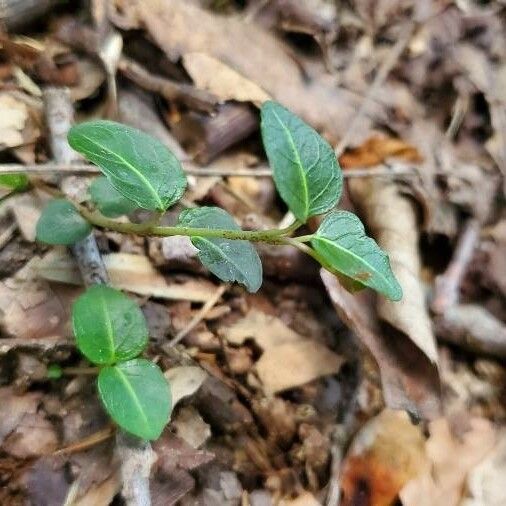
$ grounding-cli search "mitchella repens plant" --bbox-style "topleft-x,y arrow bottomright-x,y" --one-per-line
36,101 -> 402,440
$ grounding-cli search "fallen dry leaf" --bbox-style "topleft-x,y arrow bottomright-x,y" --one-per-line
3,412 -> 58,458
69,57 -> 105,101
0,93 -> 29,148
182,52 -> 271,106
165,366 -> 208,408
340,136 -> 423,169
73,472 -> 121,506
109,0 -> 382,145
171,406 -> 211,449
221,309 -> 302,350
0,388 -> 41,444
349,178 -> 438,364
222,309 -> 343,394
340,409 -> 428,506
0,258 -> 77,340
279,491 -> 321,505
400,418 -> 497,506
7,193 -> 47,242
35,249 -> 219,302
321,271 -> 441,419
460,428 -> 506,506
255,340 -> 343,395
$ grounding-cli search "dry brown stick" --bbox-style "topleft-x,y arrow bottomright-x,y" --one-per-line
431,218 -> 480,314
434,304 -> 506,358
168,284 -> 229,347
118,56 -> 217,113
334,21 -> 416,157
43,87 -> 154,506
0,336 -> 73,356
0,163 -> 420,179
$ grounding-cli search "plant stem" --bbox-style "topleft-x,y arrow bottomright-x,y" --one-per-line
79,206 -> 293,243
62,366 -> 100,376
281,237 -> 329,267
292,234 -> 313,243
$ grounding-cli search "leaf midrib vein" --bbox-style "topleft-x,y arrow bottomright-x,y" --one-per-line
114,366 -> 150,434
99,292 -> 115,363
271,110 -> 309,220
314,235 -> 393,292
197,236 -> 252,287
78,132 -> 164,210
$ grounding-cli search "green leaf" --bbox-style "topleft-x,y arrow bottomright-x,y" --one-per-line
36,199 -> 92,245
0,174 -> 29,191
178,207 -> 262,292
72,285 -> 148,365
98,359 -> 171,440
89,176 -> 138,217
47,364 -> 63,379
311,211 -> 402,301
68,120 -> 187,212
260,101 -> 342,223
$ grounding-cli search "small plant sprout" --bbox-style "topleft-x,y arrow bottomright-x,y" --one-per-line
36,101 -> 402,440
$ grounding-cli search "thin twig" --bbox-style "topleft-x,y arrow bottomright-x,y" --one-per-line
168,284 -> 229,347
431,218 -> 480,315
118,56 -> 218,113
0,162 -> 420,179
335,21 -> 416,157
434,304 -> 506,358
54,425 -> 115,455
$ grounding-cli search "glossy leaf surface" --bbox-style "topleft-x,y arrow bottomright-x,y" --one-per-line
68,120 -> 187,211
72,285 -> 148,365
89,176 -> 138,217
98,359 -> 171,440
261,101 -> 342,222
36,199 -> 91,245
311,211 -> 402,300
178,206 -> 262,292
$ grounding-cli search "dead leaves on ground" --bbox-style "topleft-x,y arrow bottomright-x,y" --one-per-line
1,0 -> 505,503
221,309 -> 343,395
340,408 -> 499,506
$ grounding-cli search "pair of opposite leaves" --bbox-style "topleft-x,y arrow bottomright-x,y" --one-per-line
73,284 -> 171,440
37,101 -> 401,301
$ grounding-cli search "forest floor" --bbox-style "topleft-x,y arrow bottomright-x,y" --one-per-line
0,0 -> 505,505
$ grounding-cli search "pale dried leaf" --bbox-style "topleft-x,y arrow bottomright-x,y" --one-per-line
0,388 -> 41,443
172,406 -> 211,449
3,412 -> 58,458
109,0 -> 381,144
165,366 -> 208,407
69,58 -> 106,102
341,409 -> 428,506
349,178 -> 438,363
255,340 -> 343,395
182,52 -> 271,106
279,491 -> 323,505
7,193 -> 46,241
73,472 -> 121,506
0,258 -> 76,340
400,418 -> 496,506
321,271 -> 441,420
221,309 -> 302,350
461,429 -> 506,506
0,93 -> 28,148
35,250 -> 219,302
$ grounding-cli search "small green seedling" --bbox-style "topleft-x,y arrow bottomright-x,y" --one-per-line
36,101 -> 402,440
72,285 -> 171,440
